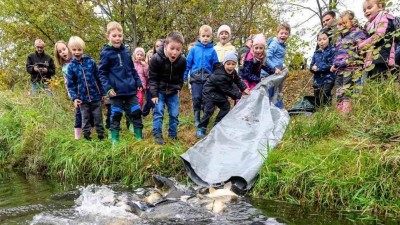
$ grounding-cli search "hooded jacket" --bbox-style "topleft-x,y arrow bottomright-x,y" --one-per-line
239,51 -> 274,83
148,46 -> 187,98
310,45 -> 336,85
203,64 -> 247,102
214,42 -> 236,62
358,11 -> 396,68
67,55 -> 105,103
98,44 -> 142,97
266,37 -> 286,70
184,40 -> 219,82
333,26 -> 367,72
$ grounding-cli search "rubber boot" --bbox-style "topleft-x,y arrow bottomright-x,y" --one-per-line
129,124 -> 134,134
111,130 -> 119,144
196,127 -> 206,139
134,128 -> 143,140
194,110 -> 201,127
74,128 -> 82,140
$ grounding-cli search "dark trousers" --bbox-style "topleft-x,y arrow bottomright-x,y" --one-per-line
198,99 -> 230,129
142,89 -> 154,116
367,63 -> 389,80
314,82 -> 334,107
335,72 -> 354,103
79,101 -> 104,137
105,104 -> 111,129
110,95 -> 143,131
191,82 -> 204,112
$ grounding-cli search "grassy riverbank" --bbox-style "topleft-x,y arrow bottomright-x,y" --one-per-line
0,71 -> 399,215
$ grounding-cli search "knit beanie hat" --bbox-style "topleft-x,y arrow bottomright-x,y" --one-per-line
217,25 -> 232,38
252,34 -> 266,46
223,51 -> 238,65
134,47 -> 145,55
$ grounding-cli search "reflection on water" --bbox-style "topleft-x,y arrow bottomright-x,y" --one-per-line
0,172 -> 398,225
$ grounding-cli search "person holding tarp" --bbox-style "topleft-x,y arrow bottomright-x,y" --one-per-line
196,51 -> 249,139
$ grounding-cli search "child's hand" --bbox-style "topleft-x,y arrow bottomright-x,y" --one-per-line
74,99 -> 82,108
108,89 -> 117,97
137,86 -> 143,91
312,65 -> 318,71
33,65 -> 39,72
140,61 -> 147,66
152,97 -> 158,104
102,96 -> 106,101
243,88 -> 250,95
330,66 -> 337,72
275,68 -> 281,75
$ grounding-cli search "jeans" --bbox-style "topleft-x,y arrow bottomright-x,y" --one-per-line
31,82 -> 50,95
190,82 -> 204,112
153,93 -> 179,138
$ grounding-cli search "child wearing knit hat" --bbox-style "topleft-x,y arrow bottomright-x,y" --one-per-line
196,51 -> 250,139
239,34 -> 274,90
214,25 -> 236,62
133,47 -> 149,110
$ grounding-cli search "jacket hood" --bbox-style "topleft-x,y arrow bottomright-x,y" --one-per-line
102,43 -> 127,52
195,40 -> 215,48
215,42 -> 233,48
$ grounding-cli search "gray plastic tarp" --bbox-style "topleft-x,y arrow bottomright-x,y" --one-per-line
180,70 -> 290,190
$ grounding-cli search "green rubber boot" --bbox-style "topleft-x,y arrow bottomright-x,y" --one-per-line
129,124 -> 134,134
134,128 -> 143,140
111,130 -> 119,144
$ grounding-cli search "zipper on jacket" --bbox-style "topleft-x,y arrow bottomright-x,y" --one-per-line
80,61 -> 92,102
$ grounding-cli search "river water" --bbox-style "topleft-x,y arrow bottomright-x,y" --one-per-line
0,172 -> 397,225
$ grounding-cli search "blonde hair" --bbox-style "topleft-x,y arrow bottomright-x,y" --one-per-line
107,21 -> 123,34
54,40 -> 70,68
339,10 -> 357,26
68,36 -> 85,49
199,25 -> 213,35
365,0 -> 386,8
277,22 -> 291,34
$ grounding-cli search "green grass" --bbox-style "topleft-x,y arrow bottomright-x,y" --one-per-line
253,77 -> 400,215
1,74 -> 400,216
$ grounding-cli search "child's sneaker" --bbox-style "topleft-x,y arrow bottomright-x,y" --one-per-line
196,127 -> 206,139
154,134 -> 165,145
341,99 -> 352,114
84,135 -> 92,141
337,101 -> 343,111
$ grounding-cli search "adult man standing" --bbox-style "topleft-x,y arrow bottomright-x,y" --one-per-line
26,39 -> 55,94
321,11 -> 337,45
238,35 -> 254,66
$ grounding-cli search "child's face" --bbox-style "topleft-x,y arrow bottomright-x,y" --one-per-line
155,40 -> 163,50
219,31 -> 230,44
164,40 -> 183,62
199,30 -> 212,45
322,15 -> 335,28
135,52 -> 145,61
317,33 -> 329,50
252,44 -> 265,58
337,16 -> 353,33
56,43 -> 71,62
277,29 -> 290,43
224,61 -> 237,74
70,45 -> 83,61
107,29 -> 124,48
363,0 -> 383,20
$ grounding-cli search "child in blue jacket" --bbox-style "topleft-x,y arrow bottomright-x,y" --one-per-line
310,29 -> 336,107
66,36 -> 106,141
98,21 -> 143,143
184,25 -> 219,127
266,23 -> 291,75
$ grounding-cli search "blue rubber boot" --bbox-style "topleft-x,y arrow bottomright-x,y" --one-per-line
196,127 -> 206,139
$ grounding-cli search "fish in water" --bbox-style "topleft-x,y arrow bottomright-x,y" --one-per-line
199,182 -> 238,213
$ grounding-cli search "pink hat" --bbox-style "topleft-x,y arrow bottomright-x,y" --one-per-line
252,34 -> 266,46
217,25 -> 231,38
134,47 -> 145,55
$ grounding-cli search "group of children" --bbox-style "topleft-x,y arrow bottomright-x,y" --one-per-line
310,0 -> 398,113
51,0 -> 398,145
52,20 -> 291,144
